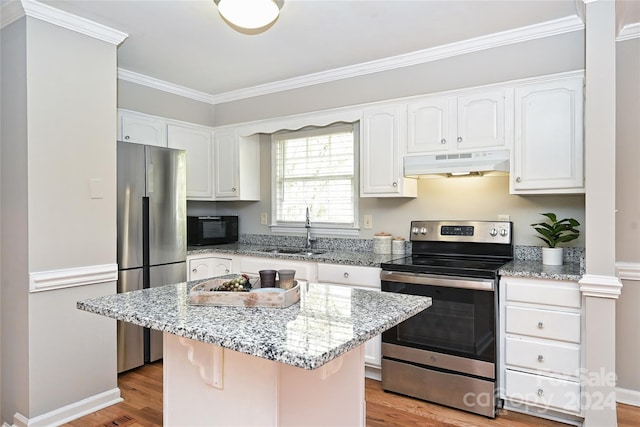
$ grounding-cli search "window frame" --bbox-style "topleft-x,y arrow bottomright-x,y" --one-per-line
270,122 -> 360,236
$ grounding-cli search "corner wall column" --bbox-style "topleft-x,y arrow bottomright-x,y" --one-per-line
580,1 -> 623,426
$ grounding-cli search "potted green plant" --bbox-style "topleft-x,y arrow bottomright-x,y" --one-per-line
531,213 -> 580,265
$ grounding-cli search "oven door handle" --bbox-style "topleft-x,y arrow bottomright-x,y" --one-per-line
380,271 -> 495,291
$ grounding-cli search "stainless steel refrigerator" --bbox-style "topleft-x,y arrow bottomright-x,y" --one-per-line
117,141 -> 187,373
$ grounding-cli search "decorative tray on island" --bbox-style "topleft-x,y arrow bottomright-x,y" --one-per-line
188,275 -> 301,308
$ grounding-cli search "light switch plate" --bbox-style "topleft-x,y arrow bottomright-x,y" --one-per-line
260,212 -> 268,225
363,215 -> 373,229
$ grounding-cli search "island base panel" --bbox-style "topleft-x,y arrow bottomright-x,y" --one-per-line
163,333 -> 366,426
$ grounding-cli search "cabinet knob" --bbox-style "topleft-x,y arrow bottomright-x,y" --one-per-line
124,135 -> 130,140
537,388 -> 544,397
225,269 -> 229,273
457,136 -> 462,143
192,268 -> 197,273
344,272 -> 349,279
440,138 -> 446,144
516,176 -> 522,183
537,321 -> 544,329
392,181 -> 398,187
232,187 -> 237,192
537,354 -> 544,362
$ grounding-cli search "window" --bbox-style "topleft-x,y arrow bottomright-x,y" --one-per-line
272,123 -> 358,233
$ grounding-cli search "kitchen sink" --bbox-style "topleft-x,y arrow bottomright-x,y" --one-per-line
257,248 -> 325,256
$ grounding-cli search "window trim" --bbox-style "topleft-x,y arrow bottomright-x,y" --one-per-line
270,122 -> 360,236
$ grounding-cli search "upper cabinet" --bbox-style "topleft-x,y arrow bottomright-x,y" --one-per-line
361,105 -> 417,197
117,109 -> 260,201
167,123 -> 214,199
213,129 -> 260,201
407,89 -> 507,154
510,76 -> 584,194
119,110 -> 166,147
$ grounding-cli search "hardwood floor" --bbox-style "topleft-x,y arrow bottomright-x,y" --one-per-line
65,361 -> 639,427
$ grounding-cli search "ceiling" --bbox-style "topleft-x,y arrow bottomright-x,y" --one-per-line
24,1 -> 640,102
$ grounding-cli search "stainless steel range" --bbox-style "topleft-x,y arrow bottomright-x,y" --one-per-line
380,220 -> 513,418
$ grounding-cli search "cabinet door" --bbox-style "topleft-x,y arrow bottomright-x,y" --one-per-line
188,256 -> 232,281
213,129 -> 240,199
168,124 -> 214,199
119,110 -> 166,147
512,77 -> 584,193
456,89 -> 505,150
361,105 -> 416,197
407,96 -> 450,154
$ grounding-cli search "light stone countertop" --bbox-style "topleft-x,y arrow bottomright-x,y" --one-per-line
499,259 -> 583,281
188,242 -> 403,267
77,279 -> 431,370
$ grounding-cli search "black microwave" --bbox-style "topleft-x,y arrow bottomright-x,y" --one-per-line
187,216 -> 239,246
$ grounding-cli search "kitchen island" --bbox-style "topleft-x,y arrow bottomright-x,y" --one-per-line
78,278 -> 431,426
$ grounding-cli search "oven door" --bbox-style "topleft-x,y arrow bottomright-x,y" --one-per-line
381,271 -> 496,364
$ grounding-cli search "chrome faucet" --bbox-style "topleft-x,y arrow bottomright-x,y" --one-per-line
305,207 -> 316,250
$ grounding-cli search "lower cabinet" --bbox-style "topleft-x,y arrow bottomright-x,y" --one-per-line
499,276 -> 583,422
317,263 -> 382,378
187,255 -> 232,281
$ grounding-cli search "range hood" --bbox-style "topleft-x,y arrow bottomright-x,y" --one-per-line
404,149 -> 510,177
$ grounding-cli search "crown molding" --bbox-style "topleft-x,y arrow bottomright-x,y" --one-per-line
618,22 -> 640,41
117,15 -> 583,105
118,68 -> 215,104
1,0 -> 127,45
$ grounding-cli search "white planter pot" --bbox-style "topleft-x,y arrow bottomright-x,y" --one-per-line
542,247 -> 564,265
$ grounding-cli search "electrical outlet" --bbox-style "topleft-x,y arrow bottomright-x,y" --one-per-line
498,214 -> 510,221
363,214 -> 373,229
260,212 -> 268,225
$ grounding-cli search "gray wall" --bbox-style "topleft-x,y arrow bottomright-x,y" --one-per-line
212,31 -> 584,126
118,80 -> 214,127
615,37 -> 640,396
1,17 -> 118,422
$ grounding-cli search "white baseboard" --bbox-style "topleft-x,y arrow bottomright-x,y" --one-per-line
11,388 -> 122,427
617,387 -> 640,407
365,366 -> 381,382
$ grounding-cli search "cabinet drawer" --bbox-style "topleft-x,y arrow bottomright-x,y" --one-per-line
505,369 -> 580,414
506,306 -> 580,343
505,278 -> 581,309
505,337 -> 580,378
317,263 -> 381,289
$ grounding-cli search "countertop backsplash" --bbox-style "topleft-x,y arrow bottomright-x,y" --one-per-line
238,233 -> 412,254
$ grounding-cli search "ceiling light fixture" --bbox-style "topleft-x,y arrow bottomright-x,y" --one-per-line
214,0 -> 284,31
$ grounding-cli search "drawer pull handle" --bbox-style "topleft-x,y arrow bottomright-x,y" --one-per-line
537,388 -> 544,397
537,321 -> 544,329
537,355 -> 544,362
344,272 -> 349,278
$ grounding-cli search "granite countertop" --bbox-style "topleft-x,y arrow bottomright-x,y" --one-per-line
188,242 -> 403,267
499,259 -> 583,281
77,279 -> 431,370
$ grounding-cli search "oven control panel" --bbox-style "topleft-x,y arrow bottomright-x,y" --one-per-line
410,220 -> 512,244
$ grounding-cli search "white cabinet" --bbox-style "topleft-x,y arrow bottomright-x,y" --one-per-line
361,105 -> 417,197
511,76 -> 584,194
213,129 -> 260,201
407,89 -> 507,154
167,123 -> 214,199
499,276 -> 583,420
118,109 -> 166,147
187,255 -> 232,281
317,263 -> 382,376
